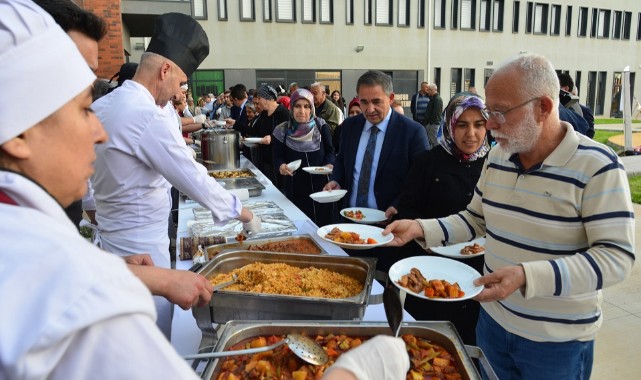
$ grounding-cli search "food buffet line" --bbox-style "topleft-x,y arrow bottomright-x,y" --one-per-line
169,155 -> 496,379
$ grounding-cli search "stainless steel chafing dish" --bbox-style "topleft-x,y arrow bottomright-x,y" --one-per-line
205,235 -> 325,260
200,320 -> 487,380
207,169 -> 265,197
192,251 -> 380,350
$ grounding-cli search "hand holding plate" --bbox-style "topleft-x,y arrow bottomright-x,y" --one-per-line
473,265 -> 526,302
382,219 -> 424,247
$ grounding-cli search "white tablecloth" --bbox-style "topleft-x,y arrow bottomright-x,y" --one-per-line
170,158 -> 412,356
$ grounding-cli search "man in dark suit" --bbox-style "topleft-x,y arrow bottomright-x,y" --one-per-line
324,71 -> 429,269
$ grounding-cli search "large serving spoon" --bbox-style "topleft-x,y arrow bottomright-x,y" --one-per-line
383,279 -> 406,337
211,273 -> 238,292
183,334 -> 329,365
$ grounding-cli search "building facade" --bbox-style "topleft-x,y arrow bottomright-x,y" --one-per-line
87,0 -> 641,117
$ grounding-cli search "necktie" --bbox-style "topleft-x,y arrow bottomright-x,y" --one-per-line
356,125 -> 379,207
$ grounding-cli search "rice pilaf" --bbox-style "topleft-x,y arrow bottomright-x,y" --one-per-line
209,262 -> 363,298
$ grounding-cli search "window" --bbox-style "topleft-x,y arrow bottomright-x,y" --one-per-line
464,68 -> 475,90
575,71 -> 581,95
192,0 -> 207,19
434,0 -> 445,28
577,6 -> 588,37
597,9 -> 611,38
638,13 -> 641,40
376,0 -> 393,26
398,0 -> 409,26
418,0 -> 426,28
434,68 -> 441,91
263,0 -> 272,21
450,68 -> 462,98
533,3 -> 548,34
623,11 -> 632,40
302,0 -> 316,23
346,0 -> 354,24
613,11 -> 622,39
240,0 -> 255,21
525,2 -> 532,33
192,70 -> 224,101
492,0 -> 504,31
460,0 -> 476,30
550,4 -> 560,35
276,0 -> 295,22
218,0 -> 228,20
565,5 -> 572,36
480,0 -> 491,31
590,8 -> 597,38
512,1 -> 520,33
320,0 -> 333,23
451,0 -> 459,29
365,0 -> 373,25
484,68 -> 494,86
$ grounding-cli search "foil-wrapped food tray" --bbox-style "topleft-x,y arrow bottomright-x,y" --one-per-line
200,321 -> 484,380
190,213 -> 296,242
192,201 -> 284,221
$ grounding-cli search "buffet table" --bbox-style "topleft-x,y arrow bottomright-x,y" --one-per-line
170,157 -> 413,357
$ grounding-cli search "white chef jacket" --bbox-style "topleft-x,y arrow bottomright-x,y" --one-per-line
91,80 -> 243,265
0,170 -> 199,380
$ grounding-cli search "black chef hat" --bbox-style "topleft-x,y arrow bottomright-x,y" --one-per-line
145,13 -> 209,77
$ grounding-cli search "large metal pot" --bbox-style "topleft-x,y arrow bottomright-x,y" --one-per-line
200,130 -> 240,170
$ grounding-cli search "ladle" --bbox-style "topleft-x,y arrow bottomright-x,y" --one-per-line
183,334 -> 329,365
383,278 -> 406,337
211,273 -> 238,292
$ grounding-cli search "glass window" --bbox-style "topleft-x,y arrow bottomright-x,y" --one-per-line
460,0 -> 476,30
240,0 -> 255,21
597,9 -> 611,38
550,4 -> 560,35
578,7 -> 588,37
192,70 -> 225,100
590,8 -> 597,38
565,5 -> 572,36
365,0 -> 373,25
346,0 -> 354,24
193,0 -> 207,19
525,1 -> 532,33
263,0 -> 272,21
533,3 -> 548,34
302,0 -> 316,23
492,0 -> 504,31
464,68 -> 476,90
434,0 -> 445,29
450,68 -> 462,99
398,0 -> 409,26
451,0 -> 459,29
613,11 -> 622,39
638,13 -> 641,40
376,0 -> 393,25
623,11 -> 632,40
512,1 -> 520,33
480,0 -> 490,31
276,0 -> 295,22
218,0 -> 228,21
320,0 -> 333,24
418,0 -> 425,28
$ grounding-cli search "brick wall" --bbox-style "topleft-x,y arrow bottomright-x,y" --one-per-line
79,0 -> 124,80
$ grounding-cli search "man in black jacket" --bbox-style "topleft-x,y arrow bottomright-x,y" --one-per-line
424,84 -> 443,148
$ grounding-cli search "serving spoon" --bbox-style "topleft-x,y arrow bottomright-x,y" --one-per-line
182,334 -> 329,365
383,279 -> 406,337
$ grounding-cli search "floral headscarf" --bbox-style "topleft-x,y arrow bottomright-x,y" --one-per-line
436,93 -> 490,162
273,88 -> 323,152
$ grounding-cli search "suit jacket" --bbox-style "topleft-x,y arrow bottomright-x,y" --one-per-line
331,111 -> 429,210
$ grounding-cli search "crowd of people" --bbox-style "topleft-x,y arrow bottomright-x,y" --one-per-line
0,1 -> 636,379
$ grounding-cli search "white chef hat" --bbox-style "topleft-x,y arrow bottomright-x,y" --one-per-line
0,0 -> 96,145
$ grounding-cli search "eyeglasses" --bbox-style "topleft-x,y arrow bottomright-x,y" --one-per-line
482,97 -> 540,124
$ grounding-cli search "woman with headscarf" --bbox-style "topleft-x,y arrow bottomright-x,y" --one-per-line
273,89 -> 336,226
393,92 -> 491,345
248,84 -> 290,186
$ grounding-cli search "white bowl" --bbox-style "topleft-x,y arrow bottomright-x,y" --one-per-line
287,159 -> 302,171
309,189 -> 347,203
214,120 -> 226,127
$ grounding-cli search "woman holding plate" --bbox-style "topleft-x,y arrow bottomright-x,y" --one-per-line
273,89 -> 336,226
393,92 -> 491,345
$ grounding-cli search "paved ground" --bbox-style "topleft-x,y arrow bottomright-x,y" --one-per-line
593,123 -> 641,175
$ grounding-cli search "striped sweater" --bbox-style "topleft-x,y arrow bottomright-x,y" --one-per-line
417,122 -> 635,342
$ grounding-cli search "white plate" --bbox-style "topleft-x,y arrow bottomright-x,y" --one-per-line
213,120 -> 227,127
340,207 -> 387,224
243,137 -> 263,144
309,190 -> 347,203
287,159 -> 302,171
302,166 -> 333,175
317,223 -> 393,250
389,256 -> 483,301
429,238 -> 487,260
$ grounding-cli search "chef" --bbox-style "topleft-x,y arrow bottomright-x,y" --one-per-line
91,13 -> 260,339
0,1 -> 200,377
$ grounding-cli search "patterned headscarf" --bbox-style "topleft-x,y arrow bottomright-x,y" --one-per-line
256,84 -> 278,102
273,88 -> 323,152
436,92 -> 490,162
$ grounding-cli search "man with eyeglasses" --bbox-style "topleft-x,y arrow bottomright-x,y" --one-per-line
384,54 -> 634,379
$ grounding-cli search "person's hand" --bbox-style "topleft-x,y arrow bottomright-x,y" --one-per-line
323,335 -> 409,380
382,219 -> 424,247
123,254 -> 154,266
324,164 -> 334,170
261,135 -> 271,145
242,214 -> 261,237
193,114 -> 207,124
473,265 -> 526,302
323,181 -> 341,192
164,270 -> 213,309
225,118 -> 235,127
279,163 -> 294,176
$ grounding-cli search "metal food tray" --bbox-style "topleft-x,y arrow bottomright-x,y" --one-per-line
207,169 -> 264,197
200,321 -> 483,380
192,252 -> 379,344
205,234 -> 325,260
190,213 -> 297,241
